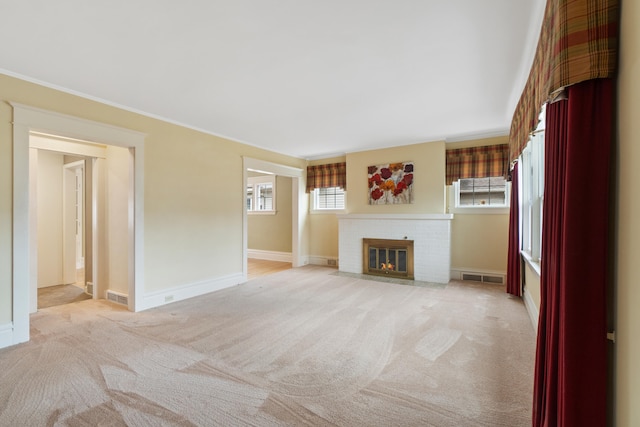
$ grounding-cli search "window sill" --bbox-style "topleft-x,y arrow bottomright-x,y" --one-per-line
450,206 -> 510,215
521,250 -> 541,276
310,209 -> 346,215
248,210 -> 276,215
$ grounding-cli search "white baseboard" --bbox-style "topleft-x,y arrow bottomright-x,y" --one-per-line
308,255 -> 339,267
298,255 -> 310,266
523,287 -> 539,332
140,273 -> 244,311
0,323 -> 14,349
247,249 -> 292,263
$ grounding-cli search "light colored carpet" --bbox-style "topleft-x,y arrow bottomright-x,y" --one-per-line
37,284 -> 91,309
0,265 -> 535,426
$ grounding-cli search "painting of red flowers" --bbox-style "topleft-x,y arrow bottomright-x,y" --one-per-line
367,161 -> 414,204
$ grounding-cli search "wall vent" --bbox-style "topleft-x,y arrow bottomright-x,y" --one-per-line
106,290 -> 128,306
461,272 -> 504,285
327,259 -> 337,266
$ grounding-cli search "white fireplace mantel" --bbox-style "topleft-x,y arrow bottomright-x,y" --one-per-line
336,213 -> 453,221
338,213 -> 453,283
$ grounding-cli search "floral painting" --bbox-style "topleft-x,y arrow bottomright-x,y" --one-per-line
368,162 -> 414,204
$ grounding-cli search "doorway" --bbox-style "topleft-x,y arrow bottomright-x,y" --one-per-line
34,152 -> 93,310
242,157 -> 305,282
10,103 -> 146,347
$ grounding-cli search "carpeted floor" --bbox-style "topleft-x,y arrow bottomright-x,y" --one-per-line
37,283 -> 92,309
0,265 -> 535,426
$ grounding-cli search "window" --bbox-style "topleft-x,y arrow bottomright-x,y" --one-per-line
455,176 -> 509,207
312,186 -> 346,211
520,127 -> 545,264
452,176 -> 510,213
246,185 -> 253,210
247,175 -> 276,213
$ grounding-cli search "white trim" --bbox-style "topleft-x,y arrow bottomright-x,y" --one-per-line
310,209 -> 345,215
9,103 -> 146,348
450,206 -> 510,215
29,134 -> 107,158
247,250 -> 293,263
336,213 -> 453,220
243,158 -> 303,178
247,210 -> 277,216
139,273 -> 244,311
0,323 -> 13,348
521,250 -> 542,276
523,287 -> 539,332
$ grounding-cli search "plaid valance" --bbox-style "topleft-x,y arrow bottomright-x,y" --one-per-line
306,162 -> 347,193
509,0 -> 618,162
445,144 -> 509,185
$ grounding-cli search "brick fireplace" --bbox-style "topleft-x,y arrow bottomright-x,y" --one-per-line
337,214 -> 453,283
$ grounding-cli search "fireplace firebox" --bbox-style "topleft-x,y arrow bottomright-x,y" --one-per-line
363,238 -> 414,279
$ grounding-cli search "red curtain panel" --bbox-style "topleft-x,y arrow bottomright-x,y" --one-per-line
533,78 -> 613,427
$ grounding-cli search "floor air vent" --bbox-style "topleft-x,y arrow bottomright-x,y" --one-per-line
461,272 -> 504,285
106,290 -> 128,306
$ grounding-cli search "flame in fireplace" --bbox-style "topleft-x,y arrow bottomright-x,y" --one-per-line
380,261 -> 394,271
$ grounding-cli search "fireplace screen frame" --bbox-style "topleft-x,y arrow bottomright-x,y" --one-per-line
363,238 -> 414,279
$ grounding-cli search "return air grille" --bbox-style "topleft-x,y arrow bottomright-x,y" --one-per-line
461,272 -> 504,285
106,290 -> 128,306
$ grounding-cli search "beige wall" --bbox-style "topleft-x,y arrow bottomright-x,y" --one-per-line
308,213 -> 340,259
0,73 -> 306,325
616,2 -> 640,425
346,141 -> 445,214
248,175 -> 293,253
450,214 -> 508,273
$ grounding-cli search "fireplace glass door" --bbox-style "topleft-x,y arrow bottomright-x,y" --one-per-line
363,238 -> 414,279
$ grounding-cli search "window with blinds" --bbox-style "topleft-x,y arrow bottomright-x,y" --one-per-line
313,187 -> 345,211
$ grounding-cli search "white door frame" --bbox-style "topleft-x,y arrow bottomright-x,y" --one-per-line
242,157 -> 306,281
11,103 -> 146,346
63,159 -> 85,287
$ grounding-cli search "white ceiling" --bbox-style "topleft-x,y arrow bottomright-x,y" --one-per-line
0,1 -> 544,159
